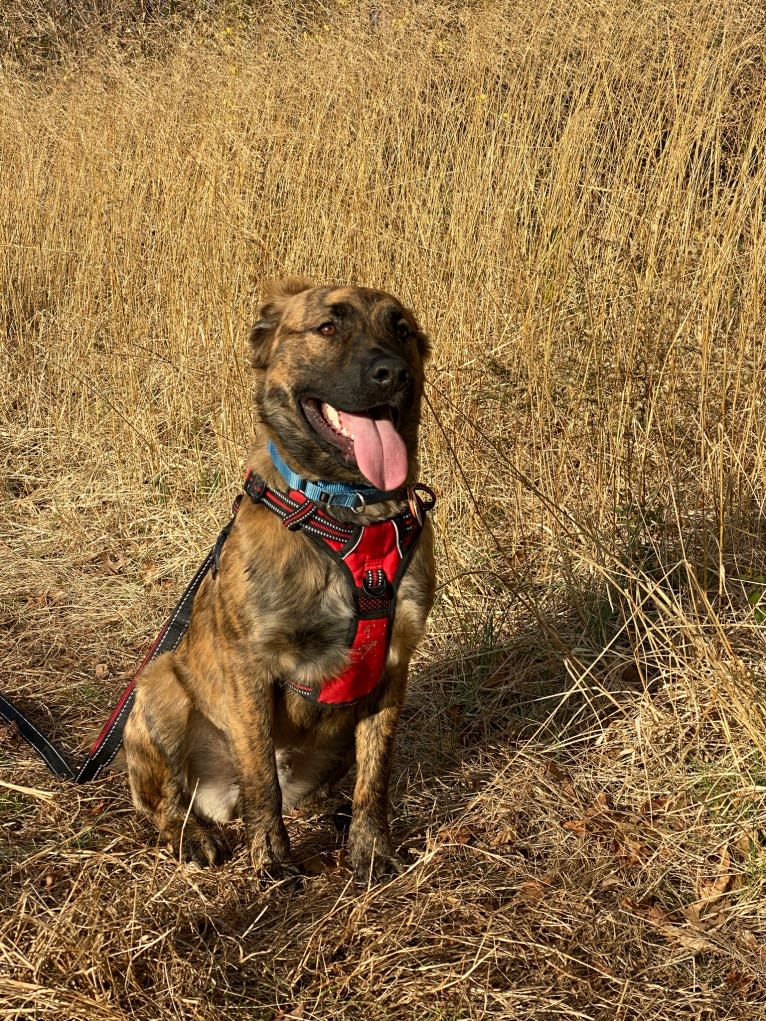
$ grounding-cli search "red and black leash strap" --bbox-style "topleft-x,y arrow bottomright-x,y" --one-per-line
73,546 -> 217,782
0,531 -> 224,784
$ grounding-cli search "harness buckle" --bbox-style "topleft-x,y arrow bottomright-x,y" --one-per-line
244,471 -> 267,504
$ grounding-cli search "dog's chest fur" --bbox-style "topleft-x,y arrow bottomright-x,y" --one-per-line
204,499 -> 429,694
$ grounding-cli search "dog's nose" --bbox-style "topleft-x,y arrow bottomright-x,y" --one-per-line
368,354 -> 411,389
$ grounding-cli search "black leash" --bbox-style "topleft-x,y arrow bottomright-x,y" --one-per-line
0,527 -> 226,783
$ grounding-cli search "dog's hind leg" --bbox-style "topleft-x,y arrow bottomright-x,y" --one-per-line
124,657 -> 228,866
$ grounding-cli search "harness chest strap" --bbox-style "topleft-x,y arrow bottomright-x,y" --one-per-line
242,471 -> 435,707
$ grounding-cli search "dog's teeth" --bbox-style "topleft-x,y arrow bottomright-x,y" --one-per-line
322,403 -> 340,429
321,403 -> 352,438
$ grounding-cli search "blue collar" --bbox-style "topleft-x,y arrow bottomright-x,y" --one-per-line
268,441 -> 398,510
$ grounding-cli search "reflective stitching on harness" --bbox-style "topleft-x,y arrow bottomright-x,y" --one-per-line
341,527 -> 364,559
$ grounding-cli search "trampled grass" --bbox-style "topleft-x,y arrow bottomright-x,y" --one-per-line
3,1 -> 766,1017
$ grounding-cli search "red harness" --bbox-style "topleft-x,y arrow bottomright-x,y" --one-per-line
242,471 -> 435,707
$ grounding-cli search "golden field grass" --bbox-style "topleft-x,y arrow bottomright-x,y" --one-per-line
3,0 -> 766,1017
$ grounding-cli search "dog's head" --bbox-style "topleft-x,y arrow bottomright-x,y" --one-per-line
249,280 -> 430,490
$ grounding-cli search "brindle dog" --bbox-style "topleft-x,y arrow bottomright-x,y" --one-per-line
123,280 -> 435,881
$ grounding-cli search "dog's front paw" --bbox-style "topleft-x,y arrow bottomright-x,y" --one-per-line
347,819 -> 403,884
172,820 -> 229,867
248,820 -> 294,878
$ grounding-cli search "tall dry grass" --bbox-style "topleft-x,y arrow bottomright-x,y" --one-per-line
3,1 -> 766,1018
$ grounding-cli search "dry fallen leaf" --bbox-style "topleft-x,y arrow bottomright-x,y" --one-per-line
26,588 -> 66,607
273,1005 -> 305,1020
562,817 -> 590,836
598,875 -> 624,891
563,791 -> 616,835
611,833 -> 650,868
0,720 -> 21,748
141,561 -> 159,584
591,791 -> 613,813
545,761 -> 571,784
99,550 -> 127,575
436,823 -> 477,846
660,925 -> 716,954
623,898 -> 719,954
696,847 -> 733,903
301,853 -> 336,876
489,825 -> 517,848
515,879 -> 548,905
735,828 -> 765,855
684,847 -> 733,923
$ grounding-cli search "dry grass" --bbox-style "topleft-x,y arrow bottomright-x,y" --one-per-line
3,0 -> 766,1017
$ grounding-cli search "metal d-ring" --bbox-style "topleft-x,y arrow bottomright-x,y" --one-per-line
350,492 -> 367,513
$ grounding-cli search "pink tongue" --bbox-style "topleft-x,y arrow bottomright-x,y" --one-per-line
338,411 -> 408,490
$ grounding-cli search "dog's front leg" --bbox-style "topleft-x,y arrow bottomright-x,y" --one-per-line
347,669 -> 408,883
226,681 -> 292,875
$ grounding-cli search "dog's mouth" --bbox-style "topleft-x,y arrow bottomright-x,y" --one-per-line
301,398 -> 408,490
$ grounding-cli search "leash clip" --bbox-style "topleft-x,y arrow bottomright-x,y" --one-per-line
407,483 -> 436,525
319,488 -> 368,512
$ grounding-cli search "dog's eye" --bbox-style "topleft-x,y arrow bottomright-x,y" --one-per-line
396,321 -> 410,341
317,321 -> 337,337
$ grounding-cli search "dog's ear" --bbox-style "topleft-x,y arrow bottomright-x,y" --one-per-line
401,305 -> 430,361
413,324 -> 431,361
249,278 -> 314,369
